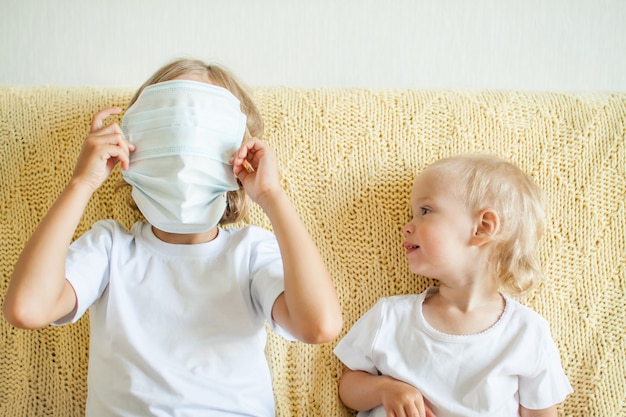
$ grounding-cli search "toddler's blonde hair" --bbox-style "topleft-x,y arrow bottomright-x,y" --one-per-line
425,154 -> 546,296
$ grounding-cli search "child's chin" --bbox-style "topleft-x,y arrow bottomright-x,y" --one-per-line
407,263 -> 424,276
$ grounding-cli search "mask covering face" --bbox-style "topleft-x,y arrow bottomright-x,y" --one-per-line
121,80 -> 247,234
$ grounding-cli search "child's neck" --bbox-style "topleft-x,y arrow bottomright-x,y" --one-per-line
152,226 -> 219,244
423,284 -> 505,335
437,283 -> 501,311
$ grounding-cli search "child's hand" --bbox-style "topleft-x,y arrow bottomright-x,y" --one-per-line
380,377 -> 436,417
71,108 -> 135,192
231,138 -> 283,206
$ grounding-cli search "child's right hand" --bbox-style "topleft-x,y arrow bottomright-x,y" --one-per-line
379,377 -> 436,417
338,369 -> 436,417
71,108 -> 135,192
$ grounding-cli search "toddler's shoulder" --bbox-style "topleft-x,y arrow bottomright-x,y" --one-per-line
383,293 -> 422,306
504,295 -> 552,333
373,293 -> 424,319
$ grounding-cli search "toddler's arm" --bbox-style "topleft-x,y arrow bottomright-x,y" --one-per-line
3,109 -> 134,329
232,138 -> 342,344
339,368 -> 435,417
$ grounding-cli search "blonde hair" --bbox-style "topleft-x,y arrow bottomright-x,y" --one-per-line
125,58 -> 264,226
425,154 -> 547,296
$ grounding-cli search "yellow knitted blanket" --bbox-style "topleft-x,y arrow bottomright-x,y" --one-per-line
1,87 -> 624,417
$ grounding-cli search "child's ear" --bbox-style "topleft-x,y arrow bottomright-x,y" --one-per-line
471,209 -> 500,246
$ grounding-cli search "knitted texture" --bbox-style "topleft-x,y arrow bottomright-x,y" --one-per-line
1,87 -> 625,417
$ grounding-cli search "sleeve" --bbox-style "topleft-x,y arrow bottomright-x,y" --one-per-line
247,227 -> 295,340
333,298 -> 386,375
52,220 -> 115,325
518,320 -> 574,409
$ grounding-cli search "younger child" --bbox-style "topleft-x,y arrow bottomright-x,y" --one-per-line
4,58 -> 343,416
334,154 -> 572,417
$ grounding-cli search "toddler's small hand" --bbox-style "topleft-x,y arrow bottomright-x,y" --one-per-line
380,377 -> 436,417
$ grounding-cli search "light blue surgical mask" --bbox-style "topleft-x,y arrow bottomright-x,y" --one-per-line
121,80 -> 247,234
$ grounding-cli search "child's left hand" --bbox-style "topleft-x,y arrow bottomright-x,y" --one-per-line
231,138 -> 283,206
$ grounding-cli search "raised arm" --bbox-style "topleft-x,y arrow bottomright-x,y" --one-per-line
3,109 -> 134,328
339,368 -> 436,417
232,138 -> 343,344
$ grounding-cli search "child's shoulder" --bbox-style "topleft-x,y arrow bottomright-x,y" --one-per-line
226,224 -> 274,236
220,225 -> 279,251
370,292 -> 426,318
384,287 -> 432,305
81,219 -> 134,238
502,294 -> 552,333
222,224 -> 276,241
382,293 -> 423,306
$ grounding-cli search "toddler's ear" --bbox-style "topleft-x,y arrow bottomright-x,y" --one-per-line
471,209 -> 499,246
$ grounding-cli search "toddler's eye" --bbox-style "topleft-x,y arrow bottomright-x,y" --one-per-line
420,207 -> 431,215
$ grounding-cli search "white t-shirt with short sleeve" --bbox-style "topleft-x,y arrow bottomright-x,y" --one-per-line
58,219 -> 290,417
334,287 -> 573,417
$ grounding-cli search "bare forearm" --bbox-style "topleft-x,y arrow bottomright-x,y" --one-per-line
3,179 -> 93,328
339,369 -> 435,417
339,369 -> 389,411
260,189 -> 342,343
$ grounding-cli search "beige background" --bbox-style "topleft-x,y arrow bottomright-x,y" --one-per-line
1,0 -> 624,91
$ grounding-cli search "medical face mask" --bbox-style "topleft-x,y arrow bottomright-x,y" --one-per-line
121,80 -> 247,234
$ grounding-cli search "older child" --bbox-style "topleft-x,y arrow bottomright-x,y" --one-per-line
334,154 -> 572,417
4,58 -> 342,416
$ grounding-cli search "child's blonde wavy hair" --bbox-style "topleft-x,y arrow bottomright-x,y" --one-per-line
424,154 -> 547,296
123,57 -> 263,226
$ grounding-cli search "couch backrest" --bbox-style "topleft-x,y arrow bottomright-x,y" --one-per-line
1,87 -> 625,416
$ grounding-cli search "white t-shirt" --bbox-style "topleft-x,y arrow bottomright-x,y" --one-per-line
334,287 -> 573,417
57,220 -> 291,417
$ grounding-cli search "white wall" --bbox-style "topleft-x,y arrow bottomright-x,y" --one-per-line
1,0 -> 625,92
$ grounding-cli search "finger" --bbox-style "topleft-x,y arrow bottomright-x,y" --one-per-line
232,140 -> 260,174
100,143 -> 131,168
105,134 -> 134,171
236,137 -> 263,159
86,131 -> 129,154
232,161 -> 252,181
231,152 -> 255,172
90,121 -> 124,139
415,400 -> 429,417
385,406 -> 404,417
102,123 -> 135,154
403,404 -> 419,417
87,132 -> 134,170
90,107 -> 123,132
117,144 -> 134,171
122,143 -> 135,170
